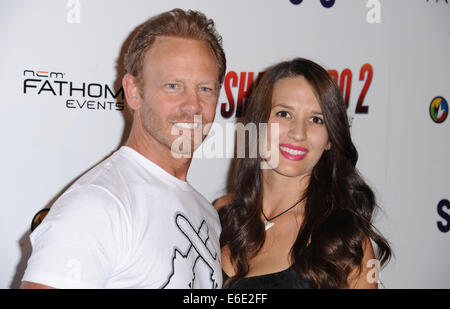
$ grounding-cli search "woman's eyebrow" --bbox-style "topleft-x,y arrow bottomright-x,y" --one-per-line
272,103 -> 294,110
311,110 -> 323,115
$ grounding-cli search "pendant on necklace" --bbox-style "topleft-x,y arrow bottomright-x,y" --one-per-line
264,219 -> 275,231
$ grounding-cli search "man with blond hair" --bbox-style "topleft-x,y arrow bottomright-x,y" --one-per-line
21,8 -> 226,289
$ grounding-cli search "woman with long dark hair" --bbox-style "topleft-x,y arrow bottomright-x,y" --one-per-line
215,58 -> 392,288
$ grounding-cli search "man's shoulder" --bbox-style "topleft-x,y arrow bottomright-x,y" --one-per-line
69,148 -> 143,200
74,149 -> 128,187
51,150 -> 134,216
49,184 -> 125,226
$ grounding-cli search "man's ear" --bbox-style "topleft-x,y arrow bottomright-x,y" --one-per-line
122,73 -> 141,111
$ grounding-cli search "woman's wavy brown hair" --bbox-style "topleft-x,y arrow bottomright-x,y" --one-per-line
219,58 -> 392,288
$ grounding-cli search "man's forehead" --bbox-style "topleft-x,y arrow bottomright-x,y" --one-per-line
146,35 -> 210,56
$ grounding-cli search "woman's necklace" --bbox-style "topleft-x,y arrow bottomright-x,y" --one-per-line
261,197 -> 305,231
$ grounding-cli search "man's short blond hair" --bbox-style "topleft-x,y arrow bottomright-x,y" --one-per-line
124,8 -> 226,86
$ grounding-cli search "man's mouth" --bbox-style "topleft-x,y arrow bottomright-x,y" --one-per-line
173,122 -> 201,130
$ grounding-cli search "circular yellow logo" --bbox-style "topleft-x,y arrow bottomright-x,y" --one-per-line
31,208 -> 50,232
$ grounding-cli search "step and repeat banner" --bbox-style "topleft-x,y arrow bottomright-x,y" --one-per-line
1,0 -> 449,288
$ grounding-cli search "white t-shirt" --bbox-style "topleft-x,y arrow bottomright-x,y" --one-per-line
23,146 -> 222,289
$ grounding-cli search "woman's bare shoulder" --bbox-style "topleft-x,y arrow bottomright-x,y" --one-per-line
213,194 -> 233,211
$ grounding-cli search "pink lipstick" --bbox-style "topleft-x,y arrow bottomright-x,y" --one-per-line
279,144 -> 308,161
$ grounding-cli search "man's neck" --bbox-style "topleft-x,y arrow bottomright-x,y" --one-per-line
126,123 -> 192,182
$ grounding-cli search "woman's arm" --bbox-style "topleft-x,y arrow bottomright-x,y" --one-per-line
347,237 -> 378,289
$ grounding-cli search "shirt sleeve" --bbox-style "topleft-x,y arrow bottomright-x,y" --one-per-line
22,184 -> 129,288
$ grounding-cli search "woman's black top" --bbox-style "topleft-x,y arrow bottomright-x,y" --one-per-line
222,266 -> 310,289
221,246 -> 311,289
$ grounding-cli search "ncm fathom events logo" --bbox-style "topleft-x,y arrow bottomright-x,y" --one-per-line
429,96 -> 448,123
22,69 -> 125,111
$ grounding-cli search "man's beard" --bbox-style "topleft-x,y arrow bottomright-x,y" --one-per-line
140,101 -> 210,156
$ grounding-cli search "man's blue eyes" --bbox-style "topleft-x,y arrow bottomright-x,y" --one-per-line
167,83 -> 178,89
165,84 -> 213,92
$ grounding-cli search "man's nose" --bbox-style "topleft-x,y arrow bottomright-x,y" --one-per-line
181,89 -> 202,115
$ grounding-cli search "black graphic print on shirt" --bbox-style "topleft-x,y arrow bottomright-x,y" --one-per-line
161,213 -> 220,289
